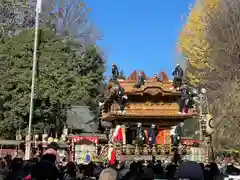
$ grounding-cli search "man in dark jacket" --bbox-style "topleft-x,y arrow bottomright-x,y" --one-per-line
177,161 -> 204,180
172,64 -> 183,90
63,162 -> 77,180
31,154 -> 62,180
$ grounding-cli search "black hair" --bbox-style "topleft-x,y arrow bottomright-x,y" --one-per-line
47,142 -> 59,151
41,154 -> 56,164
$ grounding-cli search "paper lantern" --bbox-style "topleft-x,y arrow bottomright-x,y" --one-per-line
34,134 -> 39,140
48,137 -> 54,143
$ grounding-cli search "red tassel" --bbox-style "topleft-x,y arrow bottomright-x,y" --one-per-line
109,150 -> 116,165
116,128 -> 123,142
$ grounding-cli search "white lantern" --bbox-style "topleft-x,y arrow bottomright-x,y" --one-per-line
201,88 -> 207,94
42,134 -> 48,142
192,89 -> 198,94
48,137 -> 54,143
34,134 -> 39,140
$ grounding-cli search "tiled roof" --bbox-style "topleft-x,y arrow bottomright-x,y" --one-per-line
119,79 -> 179,95
101,110 -> 195,121
126,71 -> 169,81
117,70 -> 177,95
66,106 -> 98,132
103,103 -> 196,120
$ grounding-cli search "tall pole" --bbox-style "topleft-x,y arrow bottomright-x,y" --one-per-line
18,123 -> 20,153
25,0 -> 41,160
199,94 -> 206,163
199,95 -> 204,142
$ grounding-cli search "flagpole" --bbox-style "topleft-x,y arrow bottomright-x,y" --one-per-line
25,0 -> 41,160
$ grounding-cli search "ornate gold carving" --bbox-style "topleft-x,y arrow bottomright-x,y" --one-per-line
133,86 -> 164,95
126,144 -> 131,155
143,144 -> 149,155
122,145 -> 126,154
134,145 -> 140,155
156,145 -> 162,154
152,145 -> 157,155
143,88 -> 162,96
122,155 -> 153,161
144,101 -> 153,106
103,144 -> 173,157
126,103 -> 179,110
156,144 -> 171,154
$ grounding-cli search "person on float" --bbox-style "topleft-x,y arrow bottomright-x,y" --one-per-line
178,84 -> 190,114
171,122 -> 184,146
148,124 -> 156,147
112,63 -> 119,82
117,86 -> 127,114
170,126 -> 177,146
134,72 -> 145,88
170,64 -> 183,90
136,122 -> 146,145
125,124 -> 133,144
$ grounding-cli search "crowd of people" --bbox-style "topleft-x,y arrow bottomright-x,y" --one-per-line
0,143 -> 239,180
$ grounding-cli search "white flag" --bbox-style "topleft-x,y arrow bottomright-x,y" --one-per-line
36,0 -> 42,13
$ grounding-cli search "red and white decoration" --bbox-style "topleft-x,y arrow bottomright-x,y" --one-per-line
112,125 -> 121,143
112,125 -> 126,144
108,146 -> 116,165
72,136 -> 98,144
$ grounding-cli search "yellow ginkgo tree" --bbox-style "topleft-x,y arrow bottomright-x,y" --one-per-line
178,0 -> 219,86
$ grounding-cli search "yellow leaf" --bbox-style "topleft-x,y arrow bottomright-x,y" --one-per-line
178,0 -> 219,86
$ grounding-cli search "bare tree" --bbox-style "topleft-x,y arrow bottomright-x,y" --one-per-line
55,0 -> 102,48
212,81 -> 240,149
0,0 -> 34,36
0,0 -> 101,47
0,0 -> 57,35
203,0 -> 240,149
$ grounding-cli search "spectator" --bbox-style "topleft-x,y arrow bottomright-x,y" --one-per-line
177,161 -> 204,180
63,161 -> 77,180
30,154 -> 61,180
99,168 -> 117,180
6,158 -> 23,180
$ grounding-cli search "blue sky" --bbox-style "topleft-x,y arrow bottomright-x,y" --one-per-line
85,0 -> 195,78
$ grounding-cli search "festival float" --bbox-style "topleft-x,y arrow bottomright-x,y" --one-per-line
99,64 -> 196,163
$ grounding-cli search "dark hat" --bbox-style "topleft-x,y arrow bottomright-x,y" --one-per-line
177,161 -> 204,180
142,167 -> 154,180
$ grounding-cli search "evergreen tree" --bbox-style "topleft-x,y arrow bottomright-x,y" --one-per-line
0,29 -> 105,138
